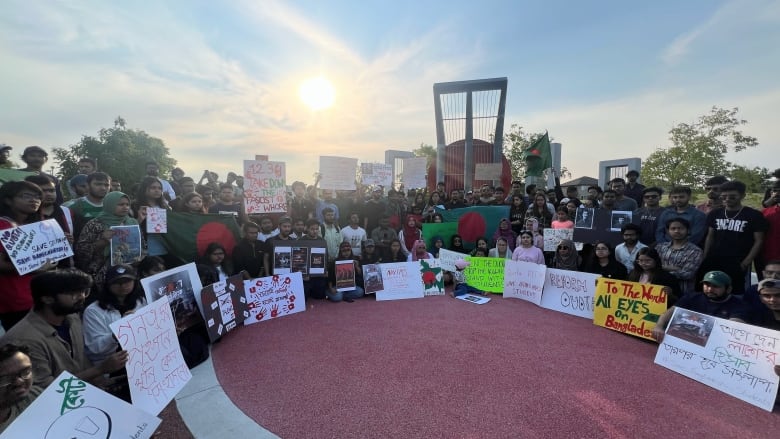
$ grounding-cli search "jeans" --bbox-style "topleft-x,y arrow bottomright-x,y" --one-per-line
327,286 -> 365,302
453,283 -> 481,297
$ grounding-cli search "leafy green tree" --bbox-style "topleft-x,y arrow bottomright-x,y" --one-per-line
413,143 -> 437,167
53,117 -> 177,191
728,165 -> 770,193
642,106 -> 758,188
502,124 -> 570,182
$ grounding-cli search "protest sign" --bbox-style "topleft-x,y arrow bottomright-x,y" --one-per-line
0,219 -> 72,275
456,294 -> 491,305
270,239 -> 327,276
422,222 -> 458,253
319,156 -> 358,190
243,160 -> 287,214
140,263 -> 204,334
573,208 -> 623,247
335,260 -> 357,292
437,248 -> 463,272
474,163 -> 502,180
401,156 -> 428,189
110,225 -> 142,266
110,296 -> 192,415
540,269 -> 599,319
361,162 -> 393,187
654,308 -> 780,411
374,262 -> 425,301
420,258 -> 444,295
0,371 -> 161,439
503,259 -> 547,305
146,207 -> 167,233
362,264 -> 384,294
593,278 -> 668,340
464,257 -> 505,293
200,273 -> 249,342
244,272 -> 306,324
543,228 -> 574,251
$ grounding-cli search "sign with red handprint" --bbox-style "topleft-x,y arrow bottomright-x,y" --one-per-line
243,272 -> 306,325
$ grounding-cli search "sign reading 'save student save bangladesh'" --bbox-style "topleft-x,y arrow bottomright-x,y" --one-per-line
593,278 -> 668,341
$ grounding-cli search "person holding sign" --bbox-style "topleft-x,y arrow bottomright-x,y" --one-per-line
626,248 -> 680,305
327,242 -> 364,302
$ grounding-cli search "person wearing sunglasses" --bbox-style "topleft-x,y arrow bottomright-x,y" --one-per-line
633,186 -> 664,246
551,239 -> 581,272
0,344 -> 40,433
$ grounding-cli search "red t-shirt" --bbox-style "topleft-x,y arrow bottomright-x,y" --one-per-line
0,218 -> 34,313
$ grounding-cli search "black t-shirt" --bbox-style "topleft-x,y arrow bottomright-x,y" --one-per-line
675,293 -> 750,321
706,206 -> 768,260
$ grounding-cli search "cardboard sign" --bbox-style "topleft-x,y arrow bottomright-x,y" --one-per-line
593,278 -> 668,340
110,225 -> 142,266
110,296 -> 192,416
146,207 -> 167,233
200,273 -> 249,342
503,259 -> 547,305
543,228 -> 574,251
474,163 -> 502,180
401,156 -> 428,189
319,156 -> 358,191
335,260 -> 357,292
654,308 -> 780,411
0,219 -> 72,275
464,257 -> 505,293
243,160 -> 287,214
140,263 -> 204,334
270,239 -> 327,276
361,162 -> 393,187
539,269 -> 599,319
374,262 -> 425,301
420,259 -> 444,295
0,371 -> 161,439
244,272 -> 306,324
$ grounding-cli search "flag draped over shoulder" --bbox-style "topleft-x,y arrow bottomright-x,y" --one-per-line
438,206 -> 510,250
522,131 -> 552,177
160,212 -> 241,262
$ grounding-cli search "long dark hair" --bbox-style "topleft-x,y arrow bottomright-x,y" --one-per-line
627,247 -> 662,282
97,278 -> 145,314
199,242 -> 233,275
134,176 -> 169,210
0,180 -> 42,224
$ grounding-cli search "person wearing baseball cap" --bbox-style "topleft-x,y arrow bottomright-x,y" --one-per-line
652,270 -> 751,342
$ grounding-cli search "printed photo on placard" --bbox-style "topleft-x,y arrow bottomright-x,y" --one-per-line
310,248 -> 326,275
110,225 -> 142,266
665,309 -> 716,347
335,260 -> 356,292
291,246 -> 309,274
363,264 -> 384,294
575,207 -> 594,229
274,246 -> 292,273
610,211 -> 632,231
141,263 -> 204,334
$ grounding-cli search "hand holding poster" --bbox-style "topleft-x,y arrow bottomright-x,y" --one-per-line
200,273 -> 249,342
140,263 -> 204,334
539,269 -> 599,319
0,371 -> 161,439
593,278 -> 668,340
361,162 -> 393,187
243,160 -> 287,214
244,272 -> 306,324
0,219 -> 72,275
464,257 -> 505,293
146,207 -> 168,233
654,308 -> 780,411
503,259 -> 547,304
319,156 -> 358,190
110,296 -> 193,415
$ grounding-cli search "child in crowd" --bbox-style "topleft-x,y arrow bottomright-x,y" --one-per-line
451,259 -> 485,297
551,207 -> 574,229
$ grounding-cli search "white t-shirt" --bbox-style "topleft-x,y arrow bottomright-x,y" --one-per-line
341,226 -> 367,256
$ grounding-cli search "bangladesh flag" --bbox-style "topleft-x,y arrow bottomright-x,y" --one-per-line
422,222 -> 458,252
437,206 -> 509,250
522,131 -> 552,177
160,212 -> 241,263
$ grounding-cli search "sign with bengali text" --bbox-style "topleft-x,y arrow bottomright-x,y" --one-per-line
361,162 -> 393,187
593,278 -> 668,340
243,160 -> 287,214
244,272 -> 306,324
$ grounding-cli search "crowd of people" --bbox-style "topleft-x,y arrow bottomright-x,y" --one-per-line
0,144 -> 778,429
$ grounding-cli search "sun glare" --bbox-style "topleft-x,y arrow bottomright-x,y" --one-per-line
299,76 -> 335,111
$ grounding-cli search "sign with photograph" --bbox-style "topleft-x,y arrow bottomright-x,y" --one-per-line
110,225 -> 142,266
140,262 -> 204,334
270,239 -> 327,276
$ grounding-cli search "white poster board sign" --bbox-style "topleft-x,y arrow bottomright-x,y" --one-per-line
401,157 -> 428,189
374,262 -> 425,301
319,156 -> 358,191
0,219 -> 72,275
539,269 -> 599,319
503,259 -> 547,305
243,160 -> 287,214
146,207 -> 168,233
361,163 -> 393,187
474,163 -> 502,180
654,308 -> 780,411
110,296 -> 192,415
543,228 -> 574,251
437,248 -> 462,272
0,371 -> 161,439
244,272 -> 306,324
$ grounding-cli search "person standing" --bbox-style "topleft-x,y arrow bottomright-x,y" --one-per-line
655,186 -> 707,246
633,187 -> 664,247
609,178 -> 638,211
656,217 -> 703,296
623,170 -> 645,206
18,146 -> 63,204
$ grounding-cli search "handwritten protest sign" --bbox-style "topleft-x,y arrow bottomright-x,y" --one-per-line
539,269 -> 599,319
361,162 -> 393,187
593,278 -> 668,340
200,273 -> 249,342
420,259 -> 444,295
503,259 -> 547,304
543,228 -> 573,251
335,260 -> 357,292
437,248 -> 462,272
475,163 -> 502,180
654,308 -> 780,411
110,296 -> 192,415
243,160 -> 287,214
464,257 -> 505,293
0,371 -> 161,439
319,156 -> 357,190
110,225 -> 142,266
0,219 -> 72,275
146,207 -> 167,233
374,262 -> 425,301
141,263 -> 204,334
244,272 -> 306,324
401,156 -> 428,189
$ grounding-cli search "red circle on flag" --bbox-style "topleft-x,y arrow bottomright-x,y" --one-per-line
531,149 -> 540,155
458,212 -> 486,243
196,223 -> 237,257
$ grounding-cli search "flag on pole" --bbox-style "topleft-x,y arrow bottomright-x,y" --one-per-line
522,131 -> 552,177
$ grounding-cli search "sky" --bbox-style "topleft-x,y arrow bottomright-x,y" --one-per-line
1,0 -> 778,185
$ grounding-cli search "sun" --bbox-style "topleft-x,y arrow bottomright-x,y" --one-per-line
299,76 -> 335,111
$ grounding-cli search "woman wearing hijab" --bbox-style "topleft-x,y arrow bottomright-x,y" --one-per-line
449,234 -> 467,253
398,215 -> 423,257
492,218 -> 518,252
551,239 -> 581,271
524,217 -> 544,250
76,191 -> 144,293
489,237 -> 513,259
408,240 -> 433,261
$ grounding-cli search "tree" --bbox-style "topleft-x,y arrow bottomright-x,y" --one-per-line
728,165 -> 770,193
413,143 -> 437,167
502,124 -> 570,182
641,106 -> 758,188
53,117 -> 177,191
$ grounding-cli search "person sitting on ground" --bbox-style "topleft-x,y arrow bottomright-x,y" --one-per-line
451,259 -> 485,298
430,236 -> 445,258
398,214 -> 423,257
408,240 -> 433,261
489,237 -> 513,259
232,222 -> 268,278
551,239 -> 581,271
655,217 -> 703,296
615,223 -> 647,272
583,241 -> 627,280
360,239 -> 381,265
751,278 -> 780,333
512,231 -> 545,264
383,238 -> 408,263
652,271 -> 752,343
0,344 -> 41,434
327,242 -> 365,303
626,247 -> 680,306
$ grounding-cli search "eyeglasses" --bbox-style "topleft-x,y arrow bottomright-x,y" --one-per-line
0,367 -> 33,387
16,193 -> 42,201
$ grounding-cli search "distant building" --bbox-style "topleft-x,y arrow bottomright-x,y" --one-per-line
561,176 -> 599,198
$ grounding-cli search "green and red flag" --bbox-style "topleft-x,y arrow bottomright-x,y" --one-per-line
160,212 -> 241,263
522,131 -> 552,177
422,222 -> 458,252
437,206 -> 509,250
